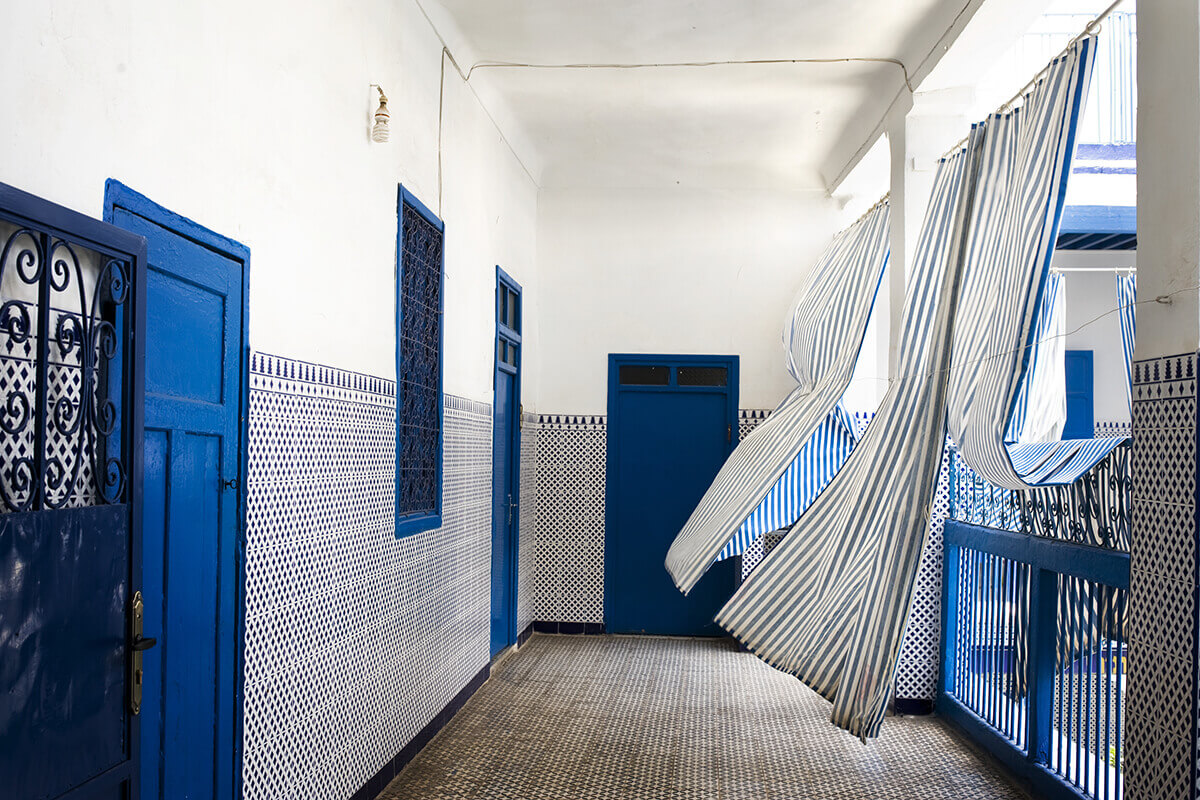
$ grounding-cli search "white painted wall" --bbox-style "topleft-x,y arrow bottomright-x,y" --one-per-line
535,187 -> 841,415
1051,250 -> 1138,424
0,0 -> 539,404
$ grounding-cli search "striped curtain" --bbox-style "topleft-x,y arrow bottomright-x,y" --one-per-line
718,407 -> 858,561
664,202 -> 890,594
717,142 -> 977,740
946,39 -> 1104,492
1117,273 -> 1136,415
717,40 -> 1098,740
1006,272 -> 1066,444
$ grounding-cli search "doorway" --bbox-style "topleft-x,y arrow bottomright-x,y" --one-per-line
1064,349 -> 1095,438
491,267 -> 522,657
105,182 -> 248,800
605,354 -> 739,636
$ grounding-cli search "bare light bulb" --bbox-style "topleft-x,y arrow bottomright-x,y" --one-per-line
372,87 -> 390,143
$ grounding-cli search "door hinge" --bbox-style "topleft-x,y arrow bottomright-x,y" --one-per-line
519,404 -> 524,429
727,424 -> 732,442
129,590 -> 157,715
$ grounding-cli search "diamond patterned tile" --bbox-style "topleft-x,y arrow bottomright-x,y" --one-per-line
1126,352 -> 1199,800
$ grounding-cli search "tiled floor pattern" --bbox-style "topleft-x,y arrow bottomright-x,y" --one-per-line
379,635 -> 1029,800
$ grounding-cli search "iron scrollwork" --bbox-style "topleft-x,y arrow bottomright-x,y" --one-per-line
0,223 -> 130,512
949,442 -> 1131,552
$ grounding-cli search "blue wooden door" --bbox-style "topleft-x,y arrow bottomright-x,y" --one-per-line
491,269 -> 521,657
606,356 -> 738,636
107,184 -> 246,800
1064,349 -> 1094,439
0,183 -> 146,800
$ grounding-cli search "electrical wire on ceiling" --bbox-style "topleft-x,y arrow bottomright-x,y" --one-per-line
414,0 -> 923,211
465,58 -> 914,92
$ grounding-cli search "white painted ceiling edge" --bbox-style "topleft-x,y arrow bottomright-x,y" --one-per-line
416,0 -> 547,185
420,0 -> 1037,194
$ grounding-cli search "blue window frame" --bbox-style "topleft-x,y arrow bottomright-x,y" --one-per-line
395,186 -> 445,538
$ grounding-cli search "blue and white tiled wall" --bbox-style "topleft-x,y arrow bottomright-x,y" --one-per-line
518,411 -> 538,635
532,415 -> 607,624
241,353 -> 500,800
1124,353 -> 1198,800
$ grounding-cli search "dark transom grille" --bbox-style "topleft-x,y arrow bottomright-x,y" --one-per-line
397,202 -> 443,518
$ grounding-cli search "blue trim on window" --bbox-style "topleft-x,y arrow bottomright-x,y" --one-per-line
395,185 -> 445,539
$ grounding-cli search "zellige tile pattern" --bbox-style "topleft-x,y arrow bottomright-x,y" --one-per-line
518,412 -> 538,636
1124,353 -> 1198,800
241,353 -> 494,800
533,414 -> 606,624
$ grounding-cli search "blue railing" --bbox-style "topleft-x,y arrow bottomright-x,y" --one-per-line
940,521 -> 1129,800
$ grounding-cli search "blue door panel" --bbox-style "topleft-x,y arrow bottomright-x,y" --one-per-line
491,369 -> 515,656
0,506 -> 129,799
607,357 -> 738,636
145,268 -> 226,404
109,197 -> 243,800
140,431 -> 168,800
1064,349 -> 1094,439
163,432 -> 220,798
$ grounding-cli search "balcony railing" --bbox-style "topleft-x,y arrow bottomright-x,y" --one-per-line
950,443 -> 1130,550
940,446 -> 1130,800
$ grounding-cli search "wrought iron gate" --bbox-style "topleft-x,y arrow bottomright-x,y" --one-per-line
0,182 -> 146,800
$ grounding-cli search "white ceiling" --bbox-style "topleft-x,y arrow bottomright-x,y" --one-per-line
424,0 -> 992,191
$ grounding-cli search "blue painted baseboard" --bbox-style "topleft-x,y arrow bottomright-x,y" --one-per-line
352,662 -> 491,800
517,622 -> 535,647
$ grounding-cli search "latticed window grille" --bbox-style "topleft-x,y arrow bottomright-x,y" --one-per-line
396,192 -> 444,529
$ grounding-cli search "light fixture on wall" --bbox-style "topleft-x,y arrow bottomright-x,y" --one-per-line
370,85 -> 390,143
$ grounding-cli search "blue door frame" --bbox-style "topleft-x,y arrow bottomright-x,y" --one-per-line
104,181 -> 250,800
605,353 -> 739,635
491,267 -> 521,657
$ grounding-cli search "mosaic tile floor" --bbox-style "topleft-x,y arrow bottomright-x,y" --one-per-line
379,634 -> 1029,800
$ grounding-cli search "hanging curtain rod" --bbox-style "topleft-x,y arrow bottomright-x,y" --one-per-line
939,0 -> 1130,160
850,193 -> 890,227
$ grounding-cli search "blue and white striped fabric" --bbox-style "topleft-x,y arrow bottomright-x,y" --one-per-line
717,40 -> 1097,740
1006,272 -> 1065,444
664,202 -> 890,594
946,39 -> 1101,491
717,140 -> 976,740
1117,273 -> 1136,414
718,407 -> 857,561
